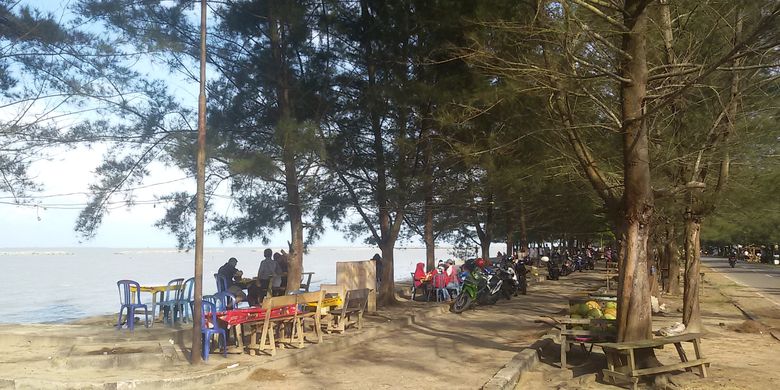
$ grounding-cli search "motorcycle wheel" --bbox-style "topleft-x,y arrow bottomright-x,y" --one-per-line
451,292 -> 474,313
503,285 -> 514,300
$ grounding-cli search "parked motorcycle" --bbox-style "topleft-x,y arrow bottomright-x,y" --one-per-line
573,255 -> 584,272
544,256 -> 560,280
495,257 -> 519,299
584,255 -> 595,270
514,257 -> 529,295
451,259 -> 501,313
560,258 -> 574,276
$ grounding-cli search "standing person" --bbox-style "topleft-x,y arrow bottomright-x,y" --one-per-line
372,253 -> 382,286
217,257 -> 248,303
273,251 -> 288,289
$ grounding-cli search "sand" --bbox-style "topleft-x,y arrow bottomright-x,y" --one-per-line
0,264 -> 777,390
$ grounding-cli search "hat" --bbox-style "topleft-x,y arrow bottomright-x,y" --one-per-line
541,256 -> 550,262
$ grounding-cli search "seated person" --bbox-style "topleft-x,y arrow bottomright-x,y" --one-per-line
445,259 -> 461,296
249,248 -> 282,304
217,257 -> 248,304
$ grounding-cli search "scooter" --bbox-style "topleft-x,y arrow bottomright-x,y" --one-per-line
728,255 -> 737,268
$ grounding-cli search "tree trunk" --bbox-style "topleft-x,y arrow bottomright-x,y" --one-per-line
617,0 -> 654,349
424,199 -> 435,271
682,211 -> 703,332
267,4 -> 304,295
379,240 -> 395,302
663,224 -> 681,295
422,105 -> 435,272
520,200 -> 528,254
476,193 -> 493,259
284,157 -> 304,295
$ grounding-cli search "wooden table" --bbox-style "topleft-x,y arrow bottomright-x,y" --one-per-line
547,316 -> 616,370
599,333 -> 709,390
129,284 -> 181,326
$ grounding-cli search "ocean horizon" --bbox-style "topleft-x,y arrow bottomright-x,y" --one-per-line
0,245 -> 502,324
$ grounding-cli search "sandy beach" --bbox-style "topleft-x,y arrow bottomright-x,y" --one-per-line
0,265 -> 777,389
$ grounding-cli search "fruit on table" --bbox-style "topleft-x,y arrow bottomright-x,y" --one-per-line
587,308 -> 603,319
585,301 -> 601,311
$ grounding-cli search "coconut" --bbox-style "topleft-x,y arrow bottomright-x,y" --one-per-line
587,308 -> 603,319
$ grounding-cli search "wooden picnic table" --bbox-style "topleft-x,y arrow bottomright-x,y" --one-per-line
545,316 -> 616,370
599,333 -> 709,390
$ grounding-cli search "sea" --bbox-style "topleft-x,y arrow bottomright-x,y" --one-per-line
0,246 -> 485,324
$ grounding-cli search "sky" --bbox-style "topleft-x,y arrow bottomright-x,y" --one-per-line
0,0 -> 358,248
0,143 -> 355,248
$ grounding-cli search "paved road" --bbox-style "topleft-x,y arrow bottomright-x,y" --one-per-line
702,256 -> 780,307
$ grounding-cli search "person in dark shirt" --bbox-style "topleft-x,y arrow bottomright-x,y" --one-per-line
372,253 -> 382,284
217,257 -> 247,303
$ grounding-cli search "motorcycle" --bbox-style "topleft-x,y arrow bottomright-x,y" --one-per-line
514,257 -> 529,295
545,257 -> 560,280
573,255 -> 584,272
584,255 -> 595,270
451,260 -> 500,313
495,257 -> 519,299
728,255 -> 737,268
560,258 -> 574,276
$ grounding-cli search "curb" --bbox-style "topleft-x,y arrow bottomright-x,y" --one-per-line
481,268 -> 552,390
481,337 -> 552,390
0,304 -> 452,390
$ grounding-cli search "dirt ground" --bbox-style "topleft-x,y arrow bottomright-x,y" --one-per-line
516,266 -> 780,390
1,265 -> 777,390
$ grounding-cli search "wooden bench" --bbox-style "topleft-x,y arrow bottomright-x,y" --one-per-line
328,288 -> 369,333
599,333 -> 709,390
296,290 -> 324,345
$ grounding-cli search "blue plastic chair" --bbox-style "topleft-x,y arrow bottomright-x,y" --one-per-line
214,273 -> 229,293
156,278 -> 184,325
116,280 -> 149,331
202,294 -> 217,306
212,291 -> 236,312
201,301 -> 227,361
177,277 -> 195,323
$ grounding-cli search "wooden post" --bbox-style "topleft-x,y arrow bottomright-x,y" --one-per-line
190,0 -> 207,364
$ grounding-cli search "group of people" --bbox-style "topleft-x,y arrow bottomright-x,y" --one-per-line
413,259 -> 461,300
216,248 -> 290,306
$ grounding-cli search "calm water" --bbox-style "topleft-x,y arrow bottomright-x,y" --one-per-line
0,246 -> 464,324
